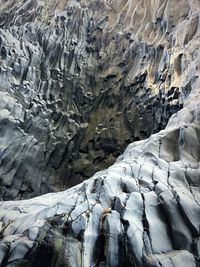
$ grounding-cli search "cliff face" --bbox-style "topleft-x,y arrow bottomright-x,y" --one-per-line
1,90 -> 200,266
1,0 -> 197,199
0,0 -> 200,266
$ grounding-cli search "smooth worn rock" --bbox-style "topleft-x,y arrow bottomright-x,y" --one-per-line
0,92 -> 200,266
0,0 -> 198,199
0,0 -> 200,266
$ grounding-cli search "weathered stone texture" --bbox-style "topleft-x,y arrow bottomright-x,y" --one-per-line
1,0 -> 198,198
0,0 -> 200,266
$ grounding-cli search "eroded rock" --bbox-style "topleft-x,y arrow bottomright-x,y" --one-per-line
0,0 -> 198,198
0,94 -> 200,266
0,0 -> 200,266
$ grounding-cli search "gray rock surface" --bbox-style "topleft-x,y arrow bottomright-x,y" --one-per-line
0,92 -> 200,266
0,0 -> 196,199
0,0 -> 200,266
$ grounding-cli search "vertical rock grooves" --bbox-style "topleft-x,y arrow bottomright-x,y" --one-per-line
1,0 -> 197,199
0,0 -> 200,266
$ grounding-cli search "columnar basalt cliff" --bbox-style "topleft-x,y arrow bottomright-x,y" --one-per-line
1,0 -> 196,199
0,0 -> 200,266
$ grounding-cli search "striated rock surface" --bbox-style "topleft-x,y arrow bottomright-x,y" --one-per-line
1,0 -> 198,199
0,86 -> 200,266
0,0 -> 200,266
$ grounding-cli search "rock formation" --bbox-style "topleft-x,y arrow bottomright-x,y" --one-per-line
0,0 -> 194,199
0,0 -> 200,266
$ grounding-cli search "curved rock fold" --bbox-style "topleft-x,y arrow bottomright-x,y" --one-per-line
0,0 -> 200,266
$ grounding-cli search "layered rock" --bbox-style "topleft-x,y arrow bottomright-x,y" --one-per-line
0,84 -> 200,266
0,0 -> 200,266
1,0 -> 198,199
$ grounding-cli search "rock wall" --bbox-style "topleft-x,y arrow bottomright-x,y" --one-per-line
0,80 -> 200,266
1,0 -> 198,199
0,0 -> 200,266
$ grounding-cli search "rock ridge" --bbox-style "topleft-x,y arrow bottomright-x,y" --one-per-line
0,0 -> 198,198
0,0 -> 200,266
